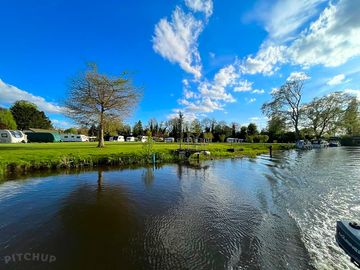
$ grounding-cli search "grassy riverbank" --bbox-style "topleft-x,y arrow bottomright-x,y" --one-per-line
0,142 -> 294,178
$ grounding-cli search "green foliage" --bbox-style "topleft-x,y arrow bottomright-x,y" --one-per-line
64,128 -> 78,134
219,134 -> 226,142
0,108 -> 17,129
142,130 -> 154,158
10,100 -> 52,130
247,123 -> 258,135
342,97 -> 360,135
133,120 -> 143,137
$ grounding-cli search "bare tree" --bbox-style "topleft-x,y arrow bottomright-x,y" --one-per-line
262,78 -> 305,139
65,64 -> 141,147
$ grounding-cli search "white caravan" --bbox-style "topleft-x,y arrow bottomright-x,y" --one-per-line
0,130 -> 27,143
140,136 -> 148,143
109,136 -> 125,142
126,136 -> 136,142
61,134 -> 89,142
164,137 -> 175,143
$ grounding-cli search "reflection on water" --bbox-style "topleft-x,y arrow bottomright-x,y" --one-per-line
0,147 -> 359,269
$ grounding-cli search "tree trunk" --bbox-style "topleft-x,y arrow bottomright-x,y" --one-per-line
98,111 -> 105,148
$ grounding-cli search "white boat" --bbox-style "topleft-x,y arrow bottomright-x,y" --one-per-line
311,139 -> 328,148
296,140 -> 313,149
0,130 -> 27,143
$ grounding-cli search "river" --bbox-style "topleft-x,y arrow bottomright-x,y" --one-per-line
0,147 -> 359,269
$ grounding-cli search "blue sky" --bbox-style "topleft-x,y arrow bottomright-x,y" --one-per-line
1,0 -> 360,129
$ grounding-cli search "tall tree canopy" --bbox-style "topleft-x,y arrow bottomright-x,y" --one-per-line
65,64 -> 141,147
10,100 -> 52,130
303,92 -> 350,138
262,78 -> 305,139
133,120 -> 143,137
0,108 -> 17,129
342,97 -> 360,135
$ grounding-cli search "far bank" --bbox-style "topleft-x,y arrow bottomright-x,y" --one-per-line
0,142 -> 294,179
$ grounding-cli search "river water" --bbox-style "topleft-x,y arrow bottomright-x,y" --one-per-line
0,147 -> 359,270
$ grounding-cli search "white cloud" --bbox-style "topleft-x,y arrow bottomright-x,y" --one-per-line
270,87 -> 279,94
153,7 -> 203,78
241,45 -> 287,75
0,78 -> 65,114
287,71 -> 310,81
252,89 -> 265,94
343,89 -> 360,100
198,64 -> 237,102
234,79 -> 253,92
185,0 -> 213,19
253,0 -> 326,41
51,119 -> 73,129
247,98 -> 256,104
327,74 -> 347,85
288,0 -> 360,68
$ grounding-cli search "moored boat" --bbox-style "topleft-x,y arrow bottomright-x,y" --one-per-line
312,139 -> 329,148
328,140 -> 341,147
336,221 -> 360,268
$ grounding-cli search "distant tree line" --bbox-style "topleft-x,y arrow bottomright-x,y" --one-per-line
0,100 -> 52,130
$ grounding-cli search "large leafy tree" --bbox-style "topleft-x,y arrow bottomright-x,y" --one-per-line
267,116 -> 287,141
262,78 -> 305,139
342,97 -> 360,135
10,100 -> 52,130
65,64 -> 141,147
303,92 -> 350,138
0,108 -> 17,129
132,120 -> 143,137
247,123 -> 258,135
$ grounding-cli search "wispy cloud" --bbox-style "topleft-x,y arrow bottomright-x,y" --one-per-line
185,0 -> 213,19
246,98 -> 256,104
153,7 -> 203,78
287,71 -> 310,81
326,73 -> 347,86
344,89 -> 360,100
0,78 -> 65,114
251,89 -> 265,94
234,79 -> 253,92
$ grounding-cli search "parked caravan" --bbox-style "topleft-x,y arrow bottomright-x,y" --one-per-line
26,132 -> 62,143
226,138 -> 243,143
61,134 -> 89,142
0,130 -> 27,143
164,137 -> 175,143
126,136 -> 136,142
109,136 -> 125,142
140,136 -> 148,143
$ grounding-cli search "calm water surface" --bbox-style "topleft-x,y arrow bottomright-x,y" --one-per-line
0,147 -> 359,270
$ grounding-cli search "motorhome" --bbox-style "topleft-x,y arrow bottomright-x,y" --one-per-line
61,134 -> 89,142
109,136 -> 125,142
126,136 -> 136,142
0,130 -> 27,143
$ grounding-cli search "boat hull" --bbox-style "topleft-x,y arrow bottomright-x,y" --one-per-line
336,221 -> 360,268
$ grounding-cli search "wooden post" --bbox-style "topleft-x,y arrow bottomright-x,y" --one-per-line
269,145 -> 273,158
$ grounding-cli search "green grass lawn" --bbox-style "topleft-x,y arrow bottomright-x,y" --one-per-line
0,142 -> 293,177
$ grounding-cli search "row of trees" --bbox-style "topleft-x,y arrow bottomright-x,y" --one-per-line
0,101 -> 52,130
262,77 -> 360,141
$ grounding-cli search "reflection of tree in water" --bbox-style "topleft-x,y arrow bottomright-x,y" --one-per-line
57,170 -> 144,270
142,167 -> 154,188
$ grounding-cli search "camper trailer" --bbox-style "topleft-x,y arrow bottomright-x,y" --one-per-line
61,134 -> 89,142
140,136 -> 148,143
109,136 -> 125,142
164,137 -> 175,143
126,136 -> 136,142
0,130 -> 27,143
